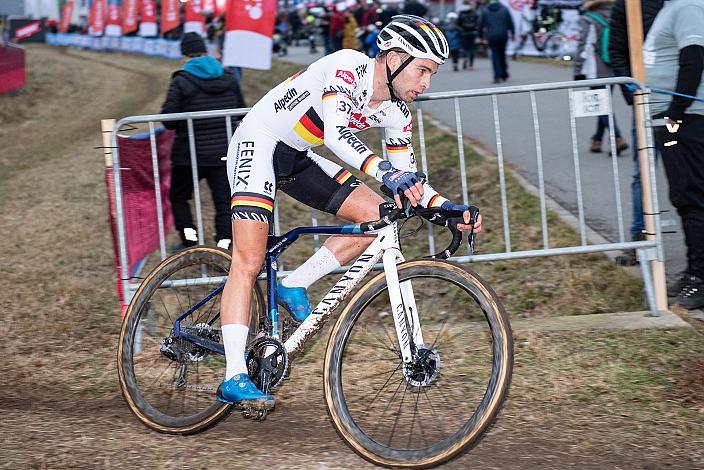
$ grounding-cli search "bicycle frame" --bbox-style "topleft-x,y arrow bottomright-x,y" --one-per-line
171,221 -> 424,365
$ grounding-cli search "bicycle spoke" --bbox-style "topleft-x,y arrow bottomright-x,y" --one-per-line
374,375 -> 407,429
362,362 -> 404,410
421,387 -> 449,439
387,380 -> 410,447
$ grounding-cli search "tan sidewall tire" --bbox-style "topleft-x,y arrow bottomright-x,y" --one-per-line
323,259 -> 513,468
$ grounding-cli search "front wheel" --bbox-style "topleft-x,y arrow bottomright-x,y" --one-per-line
324,259 -> 513,468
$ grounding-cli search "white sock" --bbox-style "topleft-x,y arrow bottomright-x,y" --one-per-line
282,246 -> 341,289
222,323 -> 249,380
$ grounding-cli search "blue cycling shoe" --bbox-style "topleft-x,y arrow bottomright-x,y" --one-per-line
276,280 -> 312,322
216,374 -> 275,410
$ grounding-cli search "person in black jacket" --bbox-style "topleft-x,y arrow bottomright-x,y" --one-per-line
478,0 -> 515,83
608,0 -> 664,265
160,33 -> 246,250
457,0 -> 479,70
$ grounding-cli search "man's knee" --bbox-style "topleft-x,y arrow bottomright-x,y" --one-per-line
229,249 -> 264,280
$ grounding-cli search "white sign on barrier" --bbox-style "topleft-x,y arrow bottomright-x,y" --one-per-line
572,89 -> 611,117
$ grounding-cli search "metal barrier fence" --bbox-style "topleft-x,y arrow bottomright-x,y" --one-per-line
107,77 -> 665,314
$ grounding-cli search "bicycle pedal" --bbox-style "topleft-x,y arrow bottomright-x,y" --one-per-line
241,407 -> 268,421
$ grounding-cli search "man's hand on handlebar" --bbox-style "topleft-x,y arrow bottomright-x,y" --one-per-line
380,168 -> 424,208
441,201 -> 482,235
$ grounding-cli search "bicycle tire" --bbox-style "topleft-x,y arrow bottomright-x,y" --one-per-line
324,259 -> 513,468
117,246 -> 264,434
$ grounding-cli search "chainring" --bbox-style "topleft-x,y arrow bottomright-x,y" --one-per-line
246,336 -> 289,393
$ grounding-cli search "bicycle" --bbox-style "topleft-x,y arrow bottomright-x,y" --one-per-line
117,191 -> 514,468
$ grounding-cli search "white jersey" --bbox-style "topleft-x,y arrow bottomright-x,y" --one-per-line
240,49 -> 446,208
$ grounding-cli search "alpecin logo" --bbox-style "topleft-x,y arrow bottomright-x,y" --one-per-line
335,69 -> 355,85
348,113 -> 370,130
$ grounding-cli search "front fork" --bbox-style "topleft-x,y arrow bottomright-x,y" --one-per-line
382,248 -> 424,364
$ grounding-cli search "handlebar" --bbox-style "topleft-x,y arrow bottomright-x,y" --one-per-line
357,173 -> 480,260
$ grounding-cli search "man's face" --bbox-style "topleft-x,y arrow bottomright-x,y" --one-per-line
389,53 -> 439,102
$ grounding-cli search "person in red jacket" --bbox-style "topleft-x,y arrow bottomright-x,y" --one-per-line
329,4 -> 346,51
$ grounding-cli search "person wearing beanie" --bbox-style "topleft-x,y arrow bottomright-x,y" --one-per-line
160,32 -> 246,250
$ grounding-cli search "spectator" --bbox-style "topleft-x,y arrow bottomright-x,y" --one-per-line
457,0 -> 479,70
288,7 -> 303,46
160,33 -> 246,250
608,0 -> 665,264
573,0 -> 628,154
330,4 -> 346,52
442,12 -> 463,71
364,21 -> 382,57
360,0 -> 380,55
403,0 -> 428,17
478,0 -> 515,83
361,0 -> 380,27
379,2 -> 401,26
643,0 -> 704,309
320,6 -> 334,54
342,7 -> 360,50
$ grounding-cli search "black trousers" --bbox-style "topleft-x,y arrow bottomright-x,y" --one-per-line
653,113 -> 704,278
488,38 -> 508,80
170,165 -> 232,243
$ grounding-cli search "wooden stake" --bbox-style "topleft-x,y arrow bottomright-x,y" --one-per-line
625,0 -> 668,312
101,118 -> 116,167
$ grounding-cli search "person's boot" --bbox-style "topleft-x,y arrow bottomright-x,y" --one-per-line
453,63 -> 458,72
667,270 -> 688,298
672,274 -> 704,310
615,136 -> 629,155
590,138 -> 602,153
615,233 -> 646,266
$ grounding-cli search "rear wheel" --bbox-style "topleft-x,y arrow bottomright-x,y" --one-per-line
324,259 -> 513,468
117,246 -> 264,434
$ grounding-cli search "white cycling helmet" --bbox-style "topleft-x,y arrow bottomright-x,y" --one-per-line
377,14 -> 449,65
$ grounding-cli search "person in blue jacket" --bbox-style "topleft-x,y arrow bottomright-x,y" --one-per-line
443,12 -> 463,71
477,0 -> 515,83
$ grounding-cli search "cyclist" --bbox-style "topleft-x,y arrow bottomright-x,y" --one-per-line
218,14 -> 484,409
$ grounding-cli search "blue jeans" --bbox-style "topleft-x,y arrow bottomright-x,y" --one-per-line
594,114 -> 621,140
227,66 -> 242,86
630,116 -> 659,238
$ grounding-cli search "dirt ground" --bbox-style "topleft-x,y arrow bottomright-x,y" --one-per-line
1,46 -> 703,469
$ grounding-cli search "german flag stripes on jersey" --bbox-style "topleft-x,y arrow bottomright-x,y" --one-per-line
334,169 -> 353,185
293,108 -> 324,146
427,193 -> 448,208
231,192 -> 274,213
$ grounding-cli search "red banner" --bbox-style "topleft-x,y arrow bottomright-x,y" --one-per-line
223,0 -> 276,69
60,0 -> 74,33
89,0 -> 106,35
214,0 -> 227,17
0,44 -> 26,93
106,129 -> 175,314
161,0 -> 181,34
201,0 -> 214,14
141,0 -> 156,23
227,0 -> 276,37
106,2 -> 121,28
122,0 -> 139,34
15,21 -> 42,40
185,0 -> 204,23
